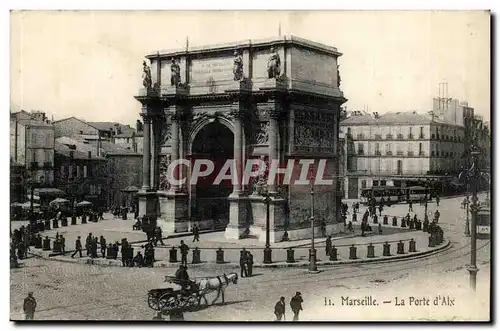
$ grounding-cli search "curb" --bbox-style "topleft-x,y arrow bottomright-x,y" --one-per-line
28,239 -> 451,269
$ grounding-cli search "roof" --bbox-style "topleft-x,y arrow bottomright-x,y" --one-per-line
87,121 -> 135,133
54,141 -> 106,160
147,35 -> 342,59
341,112 -> 461,126
56,136 -> 141,157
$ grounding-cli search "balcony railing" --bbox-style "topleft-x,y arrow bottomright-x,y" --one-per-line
357,150 -> 364,155
374,134 -> 382,140
407,151 -> 414,156
375,150 -> 381,156
356,134 -> 365,139
396,151 -> 404,156
419,134 -> 425,139
419,151 -> 424,156
397,134 -> 404,140
386,134 -> 393,139
431,134 -> 435,139
386,151 -> 393,156
408,134 -> 414,139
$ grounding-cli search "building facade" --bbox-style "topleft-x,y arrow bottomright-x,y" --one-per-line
340,112 -> 465,199
135,36 -> 346,242
10,111 -> 55,195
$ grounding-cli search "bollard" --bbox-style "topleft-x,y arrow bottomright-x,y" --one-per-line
53,241 -> 61,253
392,217 -> 398,227
216,248 -> 224,264
169,247 -> 178,263
367,243 -> 375,258
71,216 -> 77,225
349,245 -> 357,260
38,222 -> 45,232
192,248 -> 201,264
383,242 -> 391,256
44,220 -> 51,231
35,237 -> 42,249
42,237 -> 51,251
286,248 -> 295,263
128,247 -> 134,267
106,246 -> 114,259
52,219 -> 59,229
397,240 -> 405,254
82,215 -> 87,224
428,234 -> 436,247
383,215 -> 388,225
329,246 -> 338,261
401,218 -> 406,228
409,238 -> 416,252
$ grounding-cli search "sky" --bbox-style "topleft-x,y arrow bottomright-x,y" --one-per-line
10,10 -> 491,126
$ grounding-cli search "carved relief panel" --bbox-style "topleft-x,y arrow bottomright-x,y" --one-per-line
293,106 -> 336,154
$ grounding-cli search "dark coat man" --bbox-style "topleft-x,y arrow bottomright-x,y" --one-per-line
91,238 -> 99,258
192,226 -> 200,242
408,199 -> 413,212
121,239 -> 129,266
60,235 -> 66,254
112,242 -> 119,259
247,252 -> 254,277
325,236 -> 332,256
132,252 -> 144,267
290,292 -> 303,321
72,236 -> 83,258
23,292 -> 37,320
239,249 -> 248,277
155,227 -> 164,246
100,236 -> 106,258
274,297 -> 286,321
179,241 -> 189,266
85,233 -> 93,256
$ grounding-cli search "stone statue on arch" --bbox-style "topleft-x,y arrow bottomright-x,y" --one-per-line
267,47 -> 281,79
142,60 -> 152,89
170,58 -> 181,87
233,50 -> 244,81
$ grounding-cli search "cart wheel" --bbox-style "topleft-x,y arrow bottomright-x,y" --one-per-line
184,294 -> 201,311
147,294 -> 159,311
159,293 -> 178,311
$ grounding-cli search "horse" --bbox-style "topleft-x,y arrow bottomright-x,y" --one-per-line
196,272 -> 238,305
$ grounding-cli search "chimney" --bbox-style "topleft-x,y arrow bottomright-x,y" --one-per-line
88,151 -> 92,158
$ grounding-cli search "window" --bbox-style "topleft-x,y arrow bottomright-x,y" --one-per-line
380,180 -> 387,186
361,180 -> 367,189
375,143 -> 381,155
386,143 -> 392,155
347,127 -> 351,136
431,151 -> 435,157
419,143 -> 423,155
357,143 -> 364,155
409,127 -> 413,139
420,127 -> 424,138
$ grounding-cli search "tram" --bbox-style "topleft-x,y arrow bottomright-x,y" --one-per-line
360,186 -> 431,205
476,208 -> 491,239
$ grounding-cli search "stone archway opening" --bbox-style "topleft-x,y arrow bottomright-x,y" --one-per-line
191,121 -> 234,228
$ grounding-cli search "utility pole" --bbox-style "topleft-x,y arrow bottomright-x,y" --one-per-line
309,164 -> 318,273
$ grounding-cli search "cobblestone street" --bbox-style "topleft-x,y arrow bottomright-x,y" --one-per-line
10,194 -> 491,321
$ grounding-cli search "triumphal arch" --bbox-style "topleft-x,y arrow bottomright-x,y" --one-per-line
135,36 -> 346,242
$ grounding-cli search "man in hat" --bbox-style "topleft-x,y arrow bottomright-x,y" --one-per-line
179,240 -> 189,266
23,291 -> 37,320
290,292 -> 303,321
72,236 -> 83,258
274,296 -> 286,321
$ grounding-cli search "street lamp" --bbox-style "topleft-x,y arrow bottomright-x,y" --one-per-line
462,195 -> 470,237
459,147 -> 487,291
263,192 -> 272,264
309,166 -> 318,273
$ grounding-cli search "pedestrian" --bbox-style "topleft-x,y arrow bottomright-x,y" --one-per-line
23,292 -> 37,320
121,239 -> 129,267
378,223 -> 382,235
274,296 -> 286,321
434,210 -> 440,223
112,241 -> 119,259
408,199 -> 413,212
352,212 -> 357,223
290,292 -> 303,321
179,240 -> 189,266
239,248 -> 248,277
247,252 -> 254,277
156,226 -> 165,246
85,233 -> 93,256
378,204 -> 383,216
320,219 -> 327,237
60,235 -> 66,254
192,225 -> 200,242
71,236 -> 83,258
347,221 -> 354,233
325,236 -> 332,256
436,195 -> 440,206
100,235 -> 106,258
355,202 -> 360,213
132,251 -> 144,267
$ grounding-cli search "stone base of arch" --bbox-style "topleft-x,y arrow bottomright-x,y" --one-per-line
225,193 -> 250,240
157,190 -> 189,233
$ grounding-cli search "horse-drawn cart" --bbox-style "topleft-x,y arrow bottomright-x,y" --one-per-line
147,273 -> 238,314
147,277 -> 202,313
